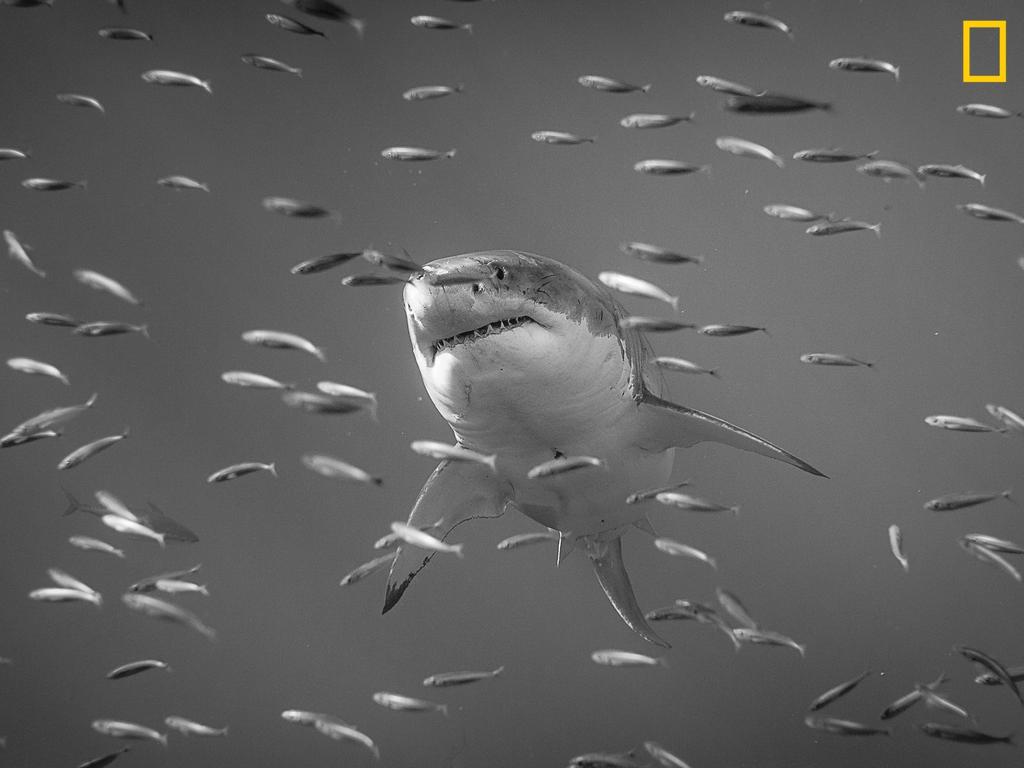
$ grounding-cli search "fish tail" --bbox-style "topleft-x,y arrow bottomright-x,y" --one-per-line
871,223 -> 882,238
708,557 -> 718,570
708,369 -> 720,378
452,543 -> 465,559
314,347 -> 326,362
139,324 -> 150,338
348,17 -> 366,39
979,174 -> 986,186
1003,489 -> 1017,505
295,69 -> 303,78
268,462 -> 278,477
440,703 -> 450,717
202,80 -> 213,94
455,83 -> 465,93
78,180 -> 88,190
731,505 -> 741,517
670,296 -> 680,313
894,66 -> 900,82
372,476 -> 384,486
485,454 -> 498,473
445,149 -> 457,159
641,84 -> 652,93
59,375 -> 70,385
463,23 -> 473,35
159,734 -> 168,748
121,425 -> 131,438
492,665 -> 505,677
157,533 -> 166,548
199,585 -> 209,596
773,157 -> 785,168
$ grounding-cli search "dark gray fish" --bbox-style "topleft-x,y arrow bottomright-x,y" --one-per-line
925,490 -> 1013,511
262,196 -> 333,218
410,14 -> 472,32
568,751 -> 644,768
26,312 -> 77,326
381,146 -> 456,161
22,178 -> 86,191
141,70 -> 212,92
806,219 -> 881,237
954,645 -> 1024,707
808,671 -> 872,711
1,429 -> 60,448
986,404 -> 1024,432
283,391 -> 364,415
99,27 -> 152,40
91,720 -> 167,746
121,593 -> 216,640
157,175 -> 208,192
924,414 -> 1002,432
77,747 -> 131,768
715,136 -> 784,166
733,627 -> 805,656
280,0 -> 364,36
857,159 -> 923,187
793,148 -> 878,163
579,75 -> 651,93
7,356 -> 68,384
527,455 -> 604,479
403,84 -> 464,101
829,57 -> 900,79
633,159 -> 710,176
651,357 -> 717,377
242,329 -> 324,359
106,659 -> 170,679
643,741 -> 691,768
698,324 -> 767,337
57,94 -> 105,113
423,666 -> 504,687
290,251 -> 361,274
963,533 -> 1021,580
880,673 -> 947,719
619,113 -> 693,129
313,720 -> 379,759
644,604 -> 700,622
64,492 -> 199,543
341,273 -> 409,287
655,490 -> 738,514
724,93 -> 829,114
531,130 -> 595,145
917,685 -> 972,719
372,691 -> 448,715
889,524 -> 908,572
619,242 -> 703,264
723,10 -> 792,37
10,392 -> 97,436
804,715 -> 889,736
2,0 -> 54,6
974,664 -> 1024,686
957,103 -> 1018,118
241,54 -> 302,77
917,164 -> 985,185
266,13 -> 326,36
800,353 -> 873,367
917,722 -> 1013,745
763,204 -> 831,222
361,248 -> 422,273
207,461 -> 276,483
957,203 -> 1024,224
73,322 -> 148,338
496,531 -> 559,550
303,454 -> 381,485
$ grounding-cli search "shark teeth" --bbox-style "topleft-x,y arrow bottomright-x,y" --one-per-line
432,316 -> 533,356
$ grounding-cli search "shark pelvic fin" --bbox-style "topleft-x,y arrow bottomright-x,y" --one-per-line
556,531 -> 576,566
584,535 -> 669,648
383,459 -> 508,614
632,515 -> 658,538
637,392 -> 827,478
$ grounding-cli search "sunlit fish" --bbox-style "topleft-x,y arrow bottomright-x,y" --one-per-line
242,329 -> 324,360
157,175 -> 208,192
266,13 -> 326,36
374,519 -> 444,550
633,160 -> 709,176
653,538 -> 716,569
73,269 -> 141,305
280,0 -> 365,37
695,75 -> 764,97
916,685 -> 972,719
101,515 -> 165,547
578,75 -> 651,93
806,219 -> 881,237
154,579 -> 208,596
986,403 -> 1024,432
341,273 -> 409,287
26,312 -> 76,326
22,178 -> 86,191
290,251 -> 362,274
29,587 -> 101,605
527,455 -> 604,479
616,316 -> 691,331
91,720 -> 167,746
69,535 -> 124,558
591,649 -> 667,667
974,664 -> 1024,686
698,324 -> 767,337
828,57 -> 900,79
313,719 -> 379,759
403,84 -> 463,100
128,564 -> 202,594
724,10 -> 792,37
340,551 -> 397,586
141,70 -> 212,93
624,480 -> 691,505
99,27 -> 153,40
763,204 -> 830,222
531,130 -> 595,145
655,491 -> 738,514
423,666 -> 504,687
597,272 -> 679,311
619,113 -> 693,129
410,440 -> 496,471
917,164 -> 985,185
241,54 -> 302,77
916,722 -> 1013,745
963,533 -> 1024,554
857,159 -> 923,187
372,691 -> 448,715
808,671 -> 871,711
643,741 -> 691,768
880,673 -> 946,719
10,392 -> 96,436
957,203 -> 1024,224
47,568 -> 98,598
7,357 -> 68,384
0,429 -> 60,448
793,148 -> 878,163
954,644 -> 1024,707
925,490 -> 1013,511
715,136 -> 784,166
96,490 -> 139,521
620,242 -> 703,264
73,322 -> 148,337
207,461 -> 277,483
361,247 -> 422,273
715,588 -> 758,629
380,146 -> 456,161
924,414 -> 1002,432
800,353 -> 873,367
496,530 -> 559,550
0,148 -> 31,160
122,593 -> 216,640
280,709 -> 346,727
723,93 -> 830,114
733,627 -> 806,656
804,715 -> 889,736
106,659 -> 169,679
261,196 -> 333,218
390,521 -> 463,557
961,539 -> 1021,582
314,382 -> 377,417
888,524 -> 908,572
651,357 -> 716,377
57,94 -> 104,113
283,391 -> 364,415
164,716 -> 227,737
76,747 -> 132,768
410,14 -> 472,32
221,371 -> 292,389
956,103 -> 1018,118
302,453 -> 381,485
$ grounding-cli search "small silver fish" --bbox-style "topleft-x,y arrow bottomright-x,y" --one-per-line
242,329 -> 325,360
645,604 -> 701,622
410,440 -> 496,471
101,515 -> 165,547
792,148 -> 878,163
806,219 -> 881,237
924,414 -> 1002,432
808,671 -> 872,711
568,750 -> 644,768
91,720 -> 167,747
73,269 -> 141,304
986,403 -> 1024,432
266,12 -> 326,36
957,203 -> 1024,224
22,178 -> 86,191
403,84 -> 463,101
715,136 -> 784,167
410,14 -> 472,32
591,649 -> 667,667
57,93 -> 104,113
339,551 -> 397,586
341,273 -> 409,287
619,113 -> 693,129
496,531 -> 559,550
624,480 -> 691,505
857,159 -> 923,187
800,353 -> 873,367
916,685 -> 972,719
578,75 -> 651,93
164,716 -> 227,737
290,251 -> 362,274
221,371 -> 292,390
106,659 -> 170,679
925,490 -> 1013,511
141,69 -> 212,93
154,579 -> 209,596
121,593 -> 216,640
695,75 -> 764,97
423,666 -> 504,687
73,322 -> 149,337
804,715 -> 889,736
26,312 -> 76,326
241,54 -> 302,77
961,540 -> 1021,581
531,130 -> 595,145
262,196 -> 334,218
723,10 -> 793,38
0,148 -> 31,160
620,242 -> 703,264
975,664 -> 1024,686
302,453 -> 381,485
698,324 -> 767,337
653,538 -> 716,569
316,381 -> 378,417
58,428 -> 130,470
617,316 -> 694,332
916,722 -> 1013,745
527,455 -> 604,479
956,103 -> 1018,118
655,491 -> 738,514
0,429 -> 61,448
157,175 -> 209,192
283,391 -> 366,415
763,204 -> 830,222
723,93 -> 830,114
372,691 -> 448,715
7,357 -> 68,384
207,461 -> 277,483
880,673 -> 946,719
99,27 -> 153,40
828,57 -> 900,80
390,521 -> 463,557
280,710 -> 345,727
598,272 -> 679,311
733,627 -> 806,656
69,535 -> 124,558
643,741 -> 692,768
374,518 -> 444,551
888,524 -> 908,572
917,164 -> 985,185
651,357 -> 717,377
129,564 -> 202,594
633,159 -> 709,176
29,587 -> 101,605
10,392 -> 97,435
98,492 -> 135,524
715,588 -> 758,630
954,645 -> 1024,707
380,146 -> 457,161
313,719 -> 379,759
963,533 -> 1024,554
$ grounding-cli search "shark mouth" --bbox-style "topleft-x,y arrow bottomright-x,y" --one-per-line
431,315 -> 536,357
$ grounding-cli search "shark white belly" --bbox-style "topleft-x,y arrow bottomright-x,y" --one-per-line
385,250 -> 824,646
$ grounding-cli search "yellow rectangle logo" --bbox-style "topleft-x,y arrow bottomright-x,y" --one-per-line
963,20 -> 1006,82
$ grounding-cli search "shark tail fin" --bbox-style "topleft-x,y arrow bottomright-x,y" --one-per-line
62,487 -> 83,516
584,535 -> 669,648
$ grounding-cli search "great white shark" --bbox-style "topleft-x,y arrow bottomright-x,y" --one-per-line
384,250 -> 824,646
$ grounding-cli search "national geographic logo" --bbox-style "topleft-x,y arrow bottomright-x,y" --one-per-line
963,20 -> 1006,82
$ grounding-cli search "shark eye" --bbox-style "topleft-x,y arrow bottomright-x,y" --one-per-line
493,266 -> 506,280
471,283 -> 481,294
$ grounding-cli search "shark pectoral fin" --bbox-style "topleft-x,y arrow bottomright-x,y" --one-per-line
584,535 -> 669,648
632,515 -> 657,538
383,460 -> 507,614
637,392 -> 827,478
556,531 -> 576,566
